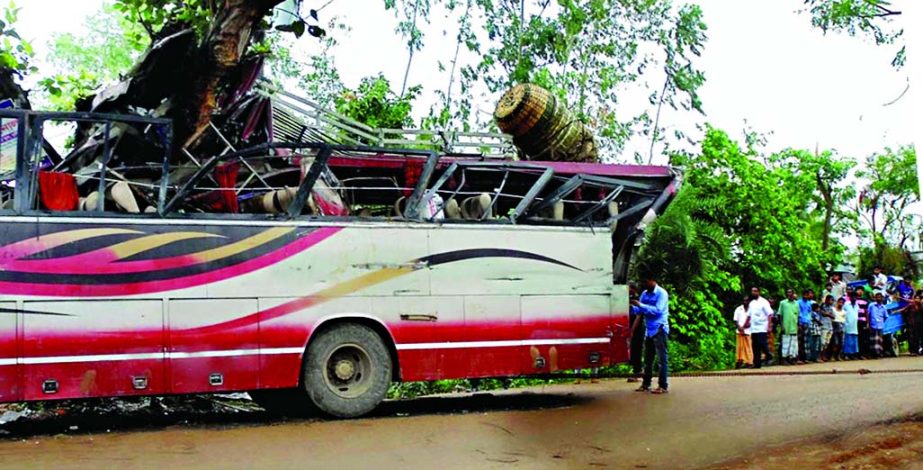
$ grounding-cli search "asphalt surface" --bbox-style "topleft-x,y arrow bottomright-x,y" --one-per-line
3,357 -> 923,469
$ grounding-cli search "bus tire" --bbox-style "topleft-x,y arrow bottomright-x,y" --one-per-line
249,388 -> 319,417
303,323 -> 392,418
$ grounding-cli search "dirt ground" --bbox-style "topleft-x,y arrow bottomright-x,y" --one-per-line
3,357 -> 923,469
714,417 -> 923,469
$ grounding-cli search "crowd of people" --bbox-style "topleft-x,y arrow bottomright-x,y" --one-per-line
732,268 -> 923,368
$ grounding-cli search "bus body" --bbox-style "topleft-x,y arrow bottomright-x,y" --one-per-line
0,109 -> 677,416
0,216 -> 624,403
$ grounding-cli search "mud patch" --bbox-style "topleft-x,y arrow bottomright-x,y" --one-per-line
0,390 -> 587,439
712,414 -> 923,469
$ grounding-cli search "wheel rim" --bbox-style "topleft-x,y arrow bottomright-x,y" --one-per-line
322,343 -> 374,399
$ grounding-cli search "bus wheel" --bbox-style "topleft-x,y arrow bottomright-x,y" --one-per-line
303,323 -> 392,418
249,388 -> 319,417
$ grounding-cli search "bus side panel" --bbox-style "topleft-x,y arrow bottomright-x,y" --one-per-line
168,299 -> 259,394
381,296 -> 463,381
428,227 -> 612,297
204,228 -> 431,299
0,301 -> 19,402
21,300 -> 164,401
258,297 -> 373,389
397,295 -> 524,381
609,286 -> 631,364
521,295 -> 612,372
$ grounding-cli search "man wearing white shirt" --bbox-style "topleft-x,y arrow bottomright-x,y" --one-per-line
830,273 -> 847,302
733,297 -> 753,368
872,267 -> 888,296
747,287 -> 774,369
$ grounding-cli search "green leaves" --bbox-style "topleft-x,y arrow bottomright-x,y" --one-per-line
803,0 -> 905,68
0,1 -> 36,78
335,75 -> 420,129
35,4 -> 149,111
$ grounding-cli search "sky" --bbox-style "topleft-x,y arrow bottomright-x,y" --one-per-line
14,0 -> 921,172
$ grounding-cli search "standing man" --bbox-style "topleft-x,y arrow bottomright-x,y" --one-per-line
897,278 -> 914,303
733,297 -> 753,369
778,289 -> 801,365
627,283 -> 645,383
868,292 -> 888,358
749,287 -> 774,368
854,286 -> 871,359
872,267 -> 888,296
631,276 -> 669,394
830,274 -> 848,303
797,289 -> 815,364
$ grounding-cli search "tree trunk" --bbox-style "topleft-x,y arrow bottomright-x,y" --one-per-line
173,0 -> 284,149
0,69 -> 31,109
816,170 -> 834,251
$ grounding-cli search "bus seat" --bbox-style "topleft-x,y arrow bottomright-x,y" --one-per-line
460,193 -> 492,220
110,181 -> 140,213
79,191 -> 100,211
393,196 -> 406,217
608,201 -> 618,231
444,197 -> 461,219
537,200 -> 564,220
240,187 -> 296,214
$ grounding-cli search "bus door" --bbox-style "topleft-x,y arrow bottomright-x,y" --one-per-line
0,301 -> 18,401
21,300 -> 165,400
167,298 -> 260,393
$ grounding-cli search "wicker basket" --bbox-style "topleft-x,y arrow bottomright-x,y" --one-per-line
495,84 -> 598,163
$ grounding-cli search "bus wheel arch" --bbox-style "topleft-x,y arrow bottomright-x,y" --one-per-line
305,316 -> 401,382
300,317 -> 398,418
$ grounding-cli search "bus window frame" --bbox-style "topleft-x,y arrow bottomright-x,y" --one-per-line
9,110 -> 173,215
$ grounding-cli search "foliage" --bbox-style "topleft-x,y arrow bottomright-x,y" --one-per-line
459,0 -> 708,158
632,184 -> 736,369
856,145 -> 919,250
856,244 -> 919,280
803,0 -> 905,67
37,5 -> 149,110
0,1 -> 35,78
112,0 -> 215,39
632,126 -> 861,370
671,126 -> 834,297
295,17 -> 351,108
771,148 -> 857,252
335,75 -> 420,129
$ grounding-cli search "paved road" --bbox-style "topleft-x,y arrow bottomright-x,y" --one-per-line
3,357 -> 923,469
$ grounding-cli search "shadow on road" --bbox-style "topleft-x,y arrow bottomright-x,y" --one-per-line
0,391 -> 590,439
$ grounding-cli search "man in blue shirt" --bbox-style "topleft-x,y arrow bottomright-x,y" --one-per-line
797,289 -> 814,363
868,292 -> 889,358
631,276 -> 669,394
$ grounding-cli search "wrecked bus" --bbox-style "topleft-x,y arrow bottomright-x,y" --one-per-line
0,106 -> 677,418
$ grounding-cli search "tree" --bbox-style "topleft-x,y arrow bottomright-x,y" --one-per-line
0,2 -> 36,108
465,0 -> 708,160
771,148 -> 857,252
668,126 -> 833,299
632,185 -> 736,370
335,74 -> 419,129
58,0 -> 332,151
38,5 -> 149,111
803,0 -> 906,67
856,145 -> 919,250
632,126 -> 862,370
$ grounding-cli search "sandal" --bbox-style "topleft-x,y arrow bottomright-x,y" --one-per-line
650,387 -> 669,395
634,386 -> 650,392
